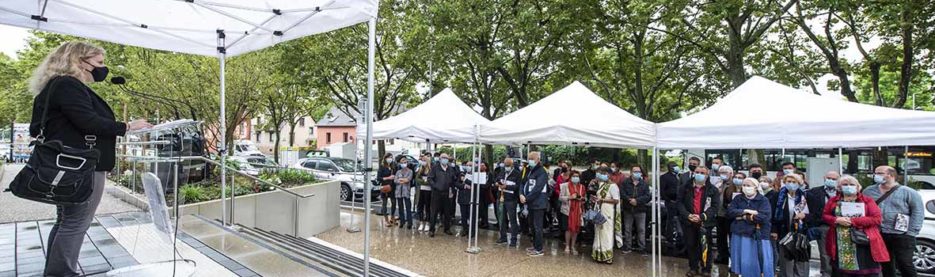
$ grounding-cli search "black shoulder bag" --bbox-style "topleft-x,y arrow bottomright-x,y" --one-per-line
6,81 -> 100,206
851,186 -> 900,245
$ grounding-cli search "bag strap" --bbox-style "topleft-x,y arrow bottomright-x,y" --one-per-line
38,77 -> 97,148
875,185 -> 900,205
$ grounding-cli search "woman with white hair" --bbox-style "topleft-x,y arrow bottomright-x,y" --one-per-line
28,41 -> 152,276
822,175 -> 888,276
728,178 -> 774,277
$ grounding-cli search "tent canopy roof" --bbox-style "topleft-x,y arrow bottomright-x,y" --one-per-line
657,76 -> 935,149
0,0 -> 377,57
480,81 -> 656,148
372,88 -> 491,143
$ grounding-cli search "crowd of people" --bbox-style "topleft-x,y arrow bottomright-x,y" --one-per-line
374,151 -> 925,277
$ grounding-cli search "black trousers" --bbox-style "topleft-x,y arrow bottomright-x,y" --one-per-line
416,189 -> 432,221
498,200 -> 519,242
429,190 -> 452,233
881,233 -> 917,277
716,216 -> 730,262
459,203 -> 477,237
684,224 -> 713,273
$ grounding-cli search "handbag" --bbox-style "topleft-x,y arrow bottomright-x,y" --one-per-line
850,228 -> 870,245
585,204 -> 607,226
7,82 -> 100,206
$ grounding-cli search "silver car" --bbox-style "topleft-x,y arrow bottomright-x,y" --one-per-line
915,190 -> 935,274
291,157 -> 377,202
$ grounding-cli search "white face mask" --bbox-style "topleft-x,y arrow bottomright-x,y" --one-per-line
742,186 -> 757,197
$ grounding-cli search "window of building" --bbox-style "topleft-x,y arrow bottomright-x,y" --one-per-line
299,118 -> 305,127
326,132 -> 331,144
269,133 -> 274,142
343,132 -> 348,143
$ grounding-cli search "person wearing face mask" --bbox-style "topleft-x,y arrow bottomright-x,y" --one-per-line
427,153 -> 459,237
620,165 -> 651,254
394,157 -> 414,229
609,162 -> 626,186
678,165 -> 720,276
805,171 -> 841,277
581,160 -> 600,186
378,153 -> 398,226
28,41 -> 152,276
559,171 -> 586,255
771,174 -> 810,277
456,164 -> 485,238
714,166 -> 736,265
496,158 -> 522,247
591,167 -> 621,263
748,164 -> 765,181
728,178 -> 774,277
415,155 -> 434,232
680,157 -> 703,188
710,157 -> 724,172
776,162 -> 810,189
520,152 -> 549,257
863,165 -> 923,277
822,175 -> 887,276
760,176 -> 781,270
661,162 -> 684,255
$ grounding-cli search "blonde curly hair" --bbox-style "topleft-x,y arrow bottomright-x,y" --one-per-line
28,41 -> 105,95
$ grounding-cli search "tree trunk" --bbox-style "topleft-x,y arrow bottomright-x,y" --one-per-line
273,130 -> 281,164
288,123 -> 297,147
870,62 -> 884,106
894,6 -> 913,108
726,18 -> 748,88
484,144 -> 495,168
377,140 -> 386,166
847,151 -> 859,174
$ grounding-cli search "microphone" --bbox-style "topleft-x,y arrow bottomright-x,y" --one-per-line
111,76 -> 183,120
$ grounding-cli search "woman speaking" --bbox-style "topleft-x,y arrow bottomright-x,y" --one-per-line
28,41 -> 151,276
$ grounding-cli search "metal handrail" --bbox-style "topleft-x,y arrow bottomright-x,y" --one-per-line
116,140 -> 173,146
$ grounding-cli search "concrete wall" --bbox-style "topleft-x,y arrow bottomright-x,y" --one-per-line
109,180 -> 341,237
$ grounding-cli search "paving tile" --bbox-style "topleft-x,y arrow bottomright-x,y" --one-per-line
233,267 -> 257,276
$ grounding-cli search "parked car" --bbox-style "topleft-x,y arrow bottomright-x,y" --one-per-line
291,157 -> 377,202
230,156 -> 278,176
915,190 -> 935,274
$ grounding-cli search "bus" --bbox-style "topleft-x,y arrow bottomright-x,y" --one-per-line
686,146 -> 935,189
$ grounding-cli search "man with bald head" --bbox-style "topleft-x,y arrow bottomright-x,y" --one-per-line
864,165 -> 924,277
427,153 -> 460,237
520,151 -> 549,256
805,170 -> 841,277
496,157 -> 522,247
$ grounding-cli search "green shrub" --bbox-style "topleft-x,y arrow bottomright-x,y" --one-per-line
263,169 -> 316,187
179,185 -> 208,204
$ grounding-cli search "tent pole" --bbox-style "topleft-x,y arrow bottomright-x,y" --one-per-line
217,33 -> 228,227
363,17 -> 376,277
905,146 -> 910,185
651,147 -> 659,277
838,148 -> 844,174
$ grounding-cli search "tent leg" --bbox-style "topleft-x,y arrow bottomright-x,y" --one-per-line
218,49 -> 228,227
838,148 -> 844,174
363,17 -> 376,277
905,146 -> 910,185
651,147 -> 659,277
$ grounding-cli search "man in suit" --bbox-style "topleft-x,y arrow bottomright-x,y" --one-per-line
660,162 -> 684,255
520,151 -> 549,257
496,158 -> 522,247
428,153 -> 459,237
680,157 -> 702,187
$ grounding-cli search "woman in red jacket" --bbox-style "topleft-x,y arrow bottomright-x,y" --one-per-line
823,175 -> 889,276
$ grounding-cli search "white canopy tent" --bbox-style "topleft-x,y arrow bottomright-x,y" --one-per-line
480,81 -> 656,148
657,76 -> 935,149
0,0 -> 382,275
372,88 -> 490,143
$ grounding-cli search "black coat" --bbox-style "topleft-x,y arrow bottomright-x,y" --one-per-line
581,169 -> 597,186
428,163 -> 459,193
496,166 -> 522,202
30,76 -> 126,171
660,172 -> 680,202
677,182 -> 721,228
805,186 -> 835,228
621,177 -> 652,213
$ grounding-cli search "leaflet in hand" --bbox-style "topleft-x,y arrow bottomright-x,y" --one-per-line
840,202 -> 865,217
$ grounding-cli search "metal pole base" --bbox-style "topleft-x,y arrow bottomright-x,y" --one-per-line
465,246 -> 481,254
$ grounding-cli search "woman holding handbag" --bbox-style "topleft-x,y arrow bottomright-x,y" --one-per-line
559,170 -> 585,255
771,174 -> 810,277
728,178 -> 774,277
26,41 -> 151,276
378,153 -> 397,226
823,175 -> 888,276
590,167 -> 620,264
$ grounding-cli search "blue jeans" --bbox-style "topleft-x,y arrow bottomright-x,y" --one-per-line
531,208 -> 546,252
397,197 -> 412,226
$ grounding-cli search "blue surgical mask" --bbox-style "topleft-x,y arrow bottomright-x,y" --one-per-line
710,175 -> 721,182
440,158 -> 449,165
784,183 -> 800,192
711,164 -> 721,171
732,178 -> 743,186
528,160 -> 538,168
842,185 -> 858,196
597,174 -> 609,181
783,169 -> 794,175
571,177 -> 581,184
632,172 -> 642,179
399,164 -> 407,169
385,158 -> 393,164
824,179 -> 837,188
672,166 -> 680,173
873,174 -> 886,184
693,174 -> 706,182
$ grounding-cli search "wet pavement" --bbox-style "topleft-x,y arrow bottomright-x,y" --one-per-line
0,164 -> 141,223
315,211 -> 733,277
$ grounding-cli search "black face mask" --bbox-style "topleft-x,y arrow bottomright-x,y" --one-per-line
751,171 -> 762,179
688,165 -> 697,172
83,60 -> 109,82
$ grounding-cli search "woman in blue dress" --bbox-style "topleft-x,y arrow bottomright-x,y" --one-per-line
728,177 -> 775,277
